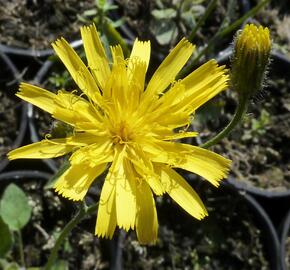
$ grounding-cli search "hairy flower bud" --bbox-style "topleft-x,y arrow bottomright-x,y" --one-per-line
231,24 -> 271,100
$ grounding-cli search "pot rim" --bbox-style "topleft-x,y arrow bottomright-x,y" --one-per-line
280,208 -> 290,270
222,181 -> 281,270
0,40 -> 83,58
0,170 -> 51,182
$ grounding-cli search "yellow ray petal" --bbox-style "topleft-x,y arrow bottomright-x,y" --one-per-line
17,83 -> 56,114
111,45 -> 124,64
65,132 -> 100,146
54,162 -> 107,201
127,146 -> 165,196
115,158 -> 136,231
7,139 -> 75,160
126,60 -> 147,112
81,24 -> 111,90
95,171 -> 117,239
148,60 -> 228,122
136,179 -> 158,244
175,60 -> 229,112
8,133 -> 101,161
16,84 -> 104,130
141,140 -> 231,187
128,39 -> 150,72
69,138 -> 113,166
52,38 -> 102,104
182,60 -> 225,90
161,131 -> 198,141
95,146 -> 125,238
187,76 -> 228,111
160,166 -> 208,219
148,80 -> 186,115
125,40 -> 149,113
52,90 -> 103,128
142,38 -> 195,103
154,112 -> 190,129
108,45 -> 129,110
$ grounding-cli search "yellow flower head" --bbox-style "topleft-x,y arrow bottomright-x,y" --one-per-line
8,25 -> 231,244
232,24 -> 271,98
236,24 -> 271,52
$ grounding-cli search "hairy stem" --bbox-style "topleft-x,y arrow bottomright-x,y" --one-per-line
201,97 -> 248,149
44,202 -> 99,270
16,230 -> 25,268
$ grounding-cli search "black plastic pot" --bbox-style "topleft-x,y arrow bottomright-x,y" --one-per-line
280,208 -> 290,270
230,186 -> 281,270
0,170 -> 51,184
118,178 -> 281,270
0,52 -> 28,173
0,40 -> 82,59
236,188 -> 281,270
227,177 -> 290,199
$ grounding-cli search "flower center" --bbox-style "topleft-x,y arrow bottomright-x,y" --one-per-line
112,121 -> 134,144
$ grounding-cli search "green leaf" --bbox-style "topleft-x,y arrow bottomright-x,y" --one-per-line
151,20 -> 178,45
51,260 -> 69,270
83,9 -> 97,17
151,8 -> 177,19
0,217 -> 13,257
111,18 -> 125,28
0,184 -> 32,231
103,3 -> 118,12
4,262 -> 19,270
97,0 -> 106,8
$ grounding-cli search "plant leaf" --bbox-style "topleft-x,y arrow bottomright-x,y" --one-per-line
51,260 -> 69,270
0,217 -> 13,257
151,20 -> 178,45
0,184 -> 32,231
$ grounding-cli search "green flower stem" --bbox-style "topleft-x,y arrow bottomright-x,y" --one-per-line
178,0 -> 269,79
16,230 -> 25,268
103,21 -> 130,58
44,202 -> 99,270
201,97 -> 248,149
188,0 -> 217,42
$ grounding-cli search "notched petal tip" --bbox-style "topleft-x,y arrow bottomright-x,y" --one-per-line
80,23 -> 96,34
179,37 -> 195,49
95,229 -> 115,240
195,209 -> 208,220
51,38 -> 61,48
7,150 -> 17,161
210,158 -> 232,187
207,59 -> 229,76
18,82 -> 29,90
51,37 -> 68,50
138,237 -> 158,246
54,185 -> 84,201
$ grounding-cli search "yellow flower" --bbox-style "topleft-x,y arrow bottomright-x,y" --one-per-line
8,25 -> 231,244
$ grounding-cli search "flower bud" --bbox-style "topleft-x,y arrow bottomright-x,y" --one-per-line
231,24 -> 271,100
